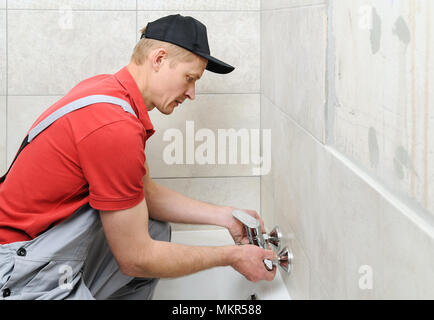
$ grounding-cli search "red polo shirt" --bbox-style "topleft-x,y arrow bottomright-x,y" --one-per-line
0,67 -> 155,244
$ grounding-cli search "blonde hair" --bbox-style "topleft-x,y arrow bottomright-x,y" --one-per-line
131,26 -> 197,67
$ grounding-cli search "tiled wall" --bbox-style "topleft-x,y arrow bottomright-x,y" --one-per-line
0,5 -> 5,172
0,1 -> 261,231
331,0 -> 434,216
261,0 -> 434,299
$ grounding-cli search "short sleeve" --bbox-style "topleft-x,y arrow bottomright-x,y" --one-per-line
76,119 -> 147,211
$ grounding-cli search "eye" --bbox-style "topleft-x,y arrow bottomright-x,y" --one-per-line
186,75 -> 194,83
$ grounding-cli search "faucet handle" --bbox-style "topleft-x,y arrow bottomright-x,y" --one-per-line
263,226 -> 282,249
263,247 -> 293,273
232,209 -> 260,229
232,209 -> 266,248
264,259 -> 274,271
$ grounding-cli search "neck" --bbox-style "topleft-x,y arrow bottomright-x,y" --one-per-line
126,62 -> 155,111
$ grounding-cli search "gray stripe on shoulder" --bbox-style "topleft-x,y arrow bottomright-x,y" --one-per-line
28,95 -> 137,143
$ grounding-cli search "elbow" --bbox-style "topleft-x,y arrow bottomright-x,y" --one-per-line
143,176 -> 158,197
118,260 -> 138,277
115,253 -> 140,277
115,243 -> 157,278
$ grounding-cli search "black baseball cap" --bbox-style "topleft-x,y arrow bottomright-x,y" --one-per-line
141,14 -> 235,74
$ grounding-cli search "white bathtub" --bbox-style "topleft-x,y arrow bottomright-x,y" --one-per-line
153,229 -> 291,300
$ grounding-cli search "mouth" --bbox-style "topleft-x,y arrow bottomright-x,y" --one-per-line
174,100 -> 183,107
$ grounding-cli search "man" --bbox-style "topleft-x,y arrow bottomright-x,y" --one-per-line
0,14 -> 276,300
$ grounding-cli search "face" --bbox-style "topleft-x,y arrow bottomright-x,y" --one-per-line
150,53 -> 207,115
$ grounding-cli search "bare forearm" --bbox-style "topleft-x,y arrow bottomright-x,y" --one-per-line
101,191 -> 275,282
127,239 -> 238,278
145,181 -> 232,228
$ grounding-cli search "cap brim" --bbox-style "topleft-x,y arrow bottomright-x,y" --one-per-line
195,52 -> 235,74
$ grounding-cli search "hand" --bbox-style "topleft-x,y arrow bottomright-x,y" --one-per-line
225,207 -> 266,245
231,245 -> 277,282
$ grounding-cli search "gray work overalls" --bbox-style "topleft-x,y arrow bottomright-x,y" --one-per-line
0,95 -> 171,300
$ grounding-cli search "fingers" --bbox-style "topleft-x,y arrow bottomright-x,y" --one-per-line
236,238 -> 250,245
264,249 -> 277,261
242,209 -> 267,233
266,265 -> 277,281
241,238 -> 250,245
263,249 -> 277,281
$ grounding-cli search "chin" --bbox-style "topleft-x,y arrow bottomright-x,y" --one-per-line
155,105 -> 172,115
162,107 -> 175,115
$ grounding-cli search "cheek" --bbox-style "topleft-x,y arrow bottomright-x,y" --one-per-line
172,80 -> 189,95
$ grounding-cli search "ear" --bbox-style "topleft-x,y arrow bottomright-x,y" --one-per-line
150,48 -> 168,72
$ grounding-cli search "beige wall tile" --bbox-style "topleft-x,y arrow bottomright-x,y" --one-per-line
146,94 -> 261,178
262,92 -> 434,299
0,96 -> 5,174
138,0 -> 259,11
262,0 -> 326,11
261,94 -> 387,299
155,176 -> 260,231
261,6 -> 327,142
379,200 -> 434,299
280,233 -> 311,299
7,0 -> 136,10
8,10 -> 136,95
0,10 -> 5,95
7,96 -> 60,166
331,0 -> 434,216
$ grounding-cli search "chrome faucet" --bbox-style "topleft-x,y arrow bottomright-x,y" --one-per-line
232,209 -> 293,274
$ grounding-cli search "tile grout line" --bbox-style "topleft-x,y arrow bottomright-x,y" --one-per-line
5,0 -> 8,170
5,8 -> 260,12
6,92 -> 260,97
325,144 -> 434,237
325,0 -> 336,146
261,3 -> 326,12
153,175 -> 262,180
262,93 -> 325,147
259,3 -> 262,218
264,91 -> 434,236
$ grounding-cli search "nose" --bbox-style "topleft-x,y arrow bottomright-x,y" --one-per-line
185,83 -> 196,100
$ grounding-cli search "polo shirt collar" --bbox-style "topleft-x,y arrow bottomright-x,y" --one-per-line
114,67 -> 154,133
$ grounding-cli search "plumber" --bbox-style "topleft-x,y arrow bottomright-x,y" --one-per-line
0,14 -> 276,300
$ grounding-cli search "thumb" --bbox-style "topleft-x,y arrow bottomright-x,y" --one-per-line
264,249 -> 277,261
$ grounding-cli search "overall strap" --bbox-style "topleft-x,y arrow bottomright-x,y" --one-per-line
0,95 -> 137,183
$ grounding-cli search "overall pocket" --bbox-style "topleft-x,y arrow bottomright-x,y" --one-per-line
3,256 -> 84,296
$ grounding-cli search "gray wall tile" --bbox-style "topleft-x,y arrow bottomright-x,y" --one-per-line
379,199 -> 434,299
261,6 -> 327,143
331,0 -> 434,216
262,0 -> 326,11
138,0 -> 260,11
146,94 -> 261,178
7,0 -> 136,10
0,96 -> 5,174
262,93 -> 434,299
138,10 -> 260,94
0,10 -> 5,95
8,10 -> 136,95
155,176 -> 260,231
7,95 -> 60,166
